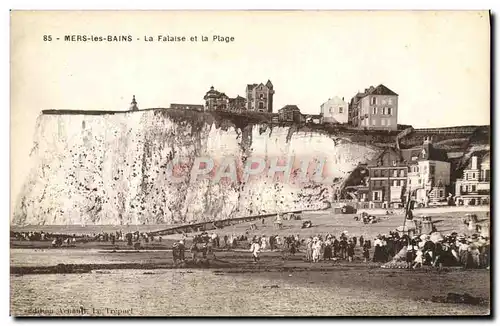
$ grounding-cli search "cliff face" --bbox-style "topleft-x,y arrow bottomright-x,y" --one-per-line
13,109 -> 380,226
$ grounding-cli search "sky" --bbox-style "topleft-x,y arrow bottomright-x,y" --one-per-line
10,10 -> 490,202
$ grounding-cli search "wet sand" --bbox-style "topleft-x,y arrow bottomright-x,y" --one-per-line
10,246 -> 491,316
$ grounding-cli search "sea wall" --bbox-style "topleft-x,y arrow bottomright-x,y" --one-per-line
13,109 -> 380,225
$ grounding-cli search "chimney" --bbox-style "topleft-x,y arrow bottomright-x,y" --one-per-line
471,156 -> 478,170
423,136 -> 433,144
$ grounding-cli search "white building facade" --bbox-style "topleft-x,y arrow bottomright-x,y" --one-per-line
455,154 -> 490,206
403,137 -> 451,206
320,96 -> 348,124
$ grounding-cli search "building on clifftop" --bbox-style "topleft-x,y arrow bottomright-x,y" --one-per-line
204,86 -> 229,111
321,96 -> 348,124
348,84 -> 398,131
228,95 -> 247,113
278,105 -> 304,123
246,80 -> 275,113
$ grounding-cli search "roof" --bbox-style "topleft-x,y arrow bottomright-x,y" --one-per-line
400,148 -> 421,163
247,81 -> 273,91
204,87 -> 228,99
279,105 -> 300,112
228,96 -> 246,103
246,84 -> 257,91
350,92 -> 366,105
360,84 -> 398,98
367,147 -> 404,167
323,96 -> 347,106
400,143 -> 448,163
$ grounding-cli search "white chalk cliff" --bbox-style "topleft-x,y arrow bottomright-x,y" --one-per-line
12,110 -> 380,225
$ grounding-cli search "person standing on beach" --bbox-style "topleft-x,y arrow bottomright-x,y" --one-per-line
339,237 -> 347,260
323,238 -> 333,260
261,236 -> 267,251
347,239 -> 355,262
305,237 -> 313,262
250,240 -> 261,263
363,241 -> 370,262
312,238 -> 322,263
190,241 -> 199,261
332,236 -> 339,257
269,235 -> 276,251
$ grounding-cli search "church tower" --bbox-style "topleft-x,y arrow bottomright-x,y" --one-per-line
129,95 -> 138,111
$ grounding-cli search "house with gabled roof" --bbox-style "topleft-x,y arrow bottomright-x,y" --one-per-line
228,95 -> 247,113
204,86 -> 229,111
401,136 -> 451,206
348,84 -> 399,131
245,80 -> 275,113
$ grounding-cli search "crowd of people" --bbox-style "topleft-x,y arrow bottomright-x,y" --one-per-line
12,223 -> 490,270
175,229 -> 490,270
10,230 -> 165,248
381,232 -> 490,269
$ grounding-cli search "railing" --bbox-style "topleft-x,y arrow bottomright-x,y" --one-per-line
413,126 -> 486,134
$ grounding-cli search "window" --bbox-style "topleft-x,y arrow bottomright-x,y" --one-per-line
439,190 -> 444,198
387,107 -> 392,115
393,180 -> 397,186
373,191 -> 379,201
472,173 -> 476,179
372,119 -> 376,126
258,102 -> 264,110
393,170 -> 398,177
400,169 -> 405,177
409,179 -> 411,185
387,119 -> 392,126
339,107 -> 343,113
330,108 -> 333,113
388,98 -> 393,105
371,97 -> 376,105
471,185 -> 476,192
372,107 -> 377,115
259,94 -> 264,100
381,119 -> 386,126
